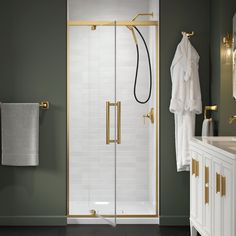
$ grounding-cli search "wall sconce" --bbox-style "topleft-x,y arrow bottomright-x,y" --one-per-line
223,33 -> 233,64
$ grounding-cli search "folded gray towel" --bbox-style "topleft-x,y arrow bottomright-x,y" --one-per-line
1,103 -> 39,166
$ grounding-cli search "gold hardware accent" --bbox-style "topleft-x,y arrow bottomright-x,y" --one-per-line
205,185 -> 209,204
68,20 -> 159,27
130,27 -> 138,45
39,101 -> 49,109
132,13 -> 154,22
204,105 -> 217,119
229,115 -> 236,124
221,176 -> 226,197
91,25 -> 97,30
223,33 -> 233,48
205,166 -> 209,204
143,108 -> 154,124
106,101 -> 121,144
126,13 -> 154,45
195,160 -> 199,177
216,172 -> 221,193
106,102 -> 110,144
192,159 -> 196,175
117,101 -> 121,144
182,31 -> 195,38
205,166 -> 209,184
90,209 -> 96,216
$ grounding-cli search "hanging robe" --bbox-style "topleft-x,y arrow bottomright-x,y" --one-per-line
169,33 -> 202,172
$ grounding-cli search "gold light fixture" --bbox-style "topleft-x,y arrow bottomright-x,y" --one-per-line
223,33 -> 233,64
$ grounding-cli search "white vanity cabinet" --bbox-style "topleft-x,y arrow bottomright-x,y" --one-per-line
190,137 -> 236,236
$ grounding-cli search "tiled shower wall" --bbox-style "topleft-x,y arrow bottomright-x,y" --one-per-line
69,0 -> 158,215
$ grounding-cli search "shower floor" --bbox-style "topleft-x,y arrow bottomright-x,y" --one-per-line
69,201 -> 156,216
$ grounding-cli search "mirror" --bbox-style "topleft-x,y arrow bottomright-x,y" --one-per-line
233,13 -> 236,99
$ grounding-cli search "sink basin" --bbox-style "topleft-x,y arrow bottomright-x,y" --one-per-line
228,146 -> 236,151
192,136 -> 236,157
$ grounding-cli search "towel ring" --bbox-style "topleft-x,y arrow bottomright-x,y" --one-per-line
204,105 -> 217,119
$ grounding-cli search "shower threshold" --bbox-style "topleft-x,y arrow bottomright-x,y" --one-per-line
68,201 -> 158,224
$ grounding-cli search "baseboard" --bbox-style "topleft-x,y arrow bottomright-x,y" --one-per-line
0,216 -> 67,226
159,215 -> 190,226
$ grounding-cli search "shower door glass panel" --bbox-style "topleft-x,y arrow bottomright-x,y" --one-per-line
68,26 -> 116,223
116,26 -> 157,215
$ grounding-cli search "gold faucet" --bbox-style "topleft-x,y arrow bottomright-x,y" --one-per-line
229,115 -> 236,124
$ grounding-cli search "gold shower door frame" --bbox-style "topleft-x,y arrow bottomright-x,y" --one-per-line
67,20 -> 159,218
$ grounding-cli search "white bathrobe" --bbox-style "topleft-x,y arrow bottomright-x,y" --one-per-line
169,33 -> 202,172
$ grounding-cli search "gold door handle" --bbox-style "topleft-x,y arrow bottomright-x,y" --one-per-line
106,101 -> 111,144
117,101 -> 121,144
221,176 -> 226,197
106,101 -> 121,144
205,166 -> 209,204
216,172 -> 221,194
192,159 -> 196,176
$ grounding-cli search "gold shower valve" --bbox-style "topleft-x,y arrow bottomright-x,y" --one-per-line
143,108 -> 154,124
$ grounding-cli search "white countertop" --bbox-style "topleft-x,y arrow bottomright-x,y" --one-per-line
191,136 -> 236,159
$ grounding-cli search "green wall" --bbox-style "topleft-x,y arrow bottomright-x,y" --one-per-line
0,0 -> 67,225
0,0 -> 214,226
159,0 -> 210,225
211,0 -> 236,135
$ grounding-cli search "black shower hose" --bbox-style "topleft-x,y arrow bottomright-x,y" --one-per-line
133,26 -> 152,104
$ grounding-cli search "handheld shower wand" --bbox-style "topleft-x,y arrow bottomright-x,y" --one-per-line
127,13 -> 153,104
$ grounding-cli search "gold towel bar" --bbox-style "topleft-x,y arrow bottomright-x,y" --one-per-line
39,101 -> 49,110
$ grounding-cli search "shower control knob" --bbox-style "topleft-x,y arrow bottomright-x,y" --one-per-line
143,108 -> 154,124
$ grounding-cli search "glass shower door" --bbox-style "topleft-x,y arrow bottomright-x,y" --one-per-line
68,24 -> 117,225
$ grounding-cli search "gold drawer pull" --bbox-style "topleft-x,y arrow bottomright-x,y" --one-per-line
205,166 -> 209,204
221,176 -> 226,197
205,186 -> 209,204
195,160 -> 199,177
216,172 -> 221,193
192,159 -> 196,175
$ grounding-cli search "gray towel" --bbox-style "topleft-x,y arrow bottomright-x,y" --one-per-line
1,103 -> 39,166
201,118 -> 214,136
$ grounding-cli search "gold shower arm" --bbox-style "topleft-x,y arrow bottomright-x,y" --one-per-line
132,13 -> 154,21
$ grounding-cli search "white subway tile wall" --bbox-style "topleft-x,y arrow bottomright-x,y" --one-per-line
68,0 -> 158,216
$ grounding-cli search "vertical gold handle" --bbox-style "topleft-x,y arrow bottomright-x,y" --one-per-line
216,172 -> 221,194
106,101 -> 121,144
221,176 -> 226,197
192,159 -> 196,176
117,101 -> 121,144
106,102 -> 110,144
205,166 -> 209,204
195,160 -> 199,177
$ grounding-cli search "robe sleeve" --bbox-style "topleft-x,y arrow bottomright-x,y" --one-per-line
169,46 -> 185,114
